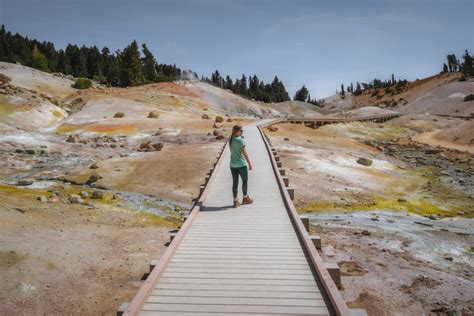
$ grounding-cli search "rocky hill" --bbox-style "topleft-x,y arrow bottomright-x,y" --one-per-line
322,72 -> 474,117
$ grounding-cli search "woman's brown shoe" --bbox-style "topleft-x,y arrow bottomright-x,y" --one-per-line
233,199 -> 240,208
242,196 -> 254,205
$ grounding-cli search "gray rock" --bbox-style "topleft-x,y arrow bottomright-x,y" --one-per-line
91,190 -> 104,199
79,191 -> 89,198
425,148 -> 443,154
86,174 -> 102,185
37,195 -> 48,202
357,157 -> 373,166
113,112 -> 125,118
361,229 -> 371,236
66,135 -> 78,143
68,194 -> 84,204
17,179 -> 34,186
147,111 -> 159,118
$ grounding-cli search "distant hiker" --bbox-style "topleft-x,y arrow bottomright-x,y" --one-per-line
229,125 -> 253,208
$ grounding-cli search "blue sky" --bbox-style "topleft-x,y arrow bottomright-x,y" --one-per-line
2,0 -> 473,97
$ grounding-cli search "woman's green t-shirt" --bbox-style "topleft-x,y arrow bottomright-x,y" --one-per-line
229,136 -> 247,168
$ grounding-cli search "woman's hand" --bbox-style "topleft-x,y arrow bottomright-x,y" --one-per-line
248,164 -> 253,171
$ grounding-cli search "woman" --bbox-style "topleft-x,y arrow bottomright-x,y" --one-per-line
229,125 -> 253,208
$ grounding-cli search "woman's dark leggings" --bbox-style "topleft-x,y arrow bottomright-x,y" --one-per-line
230,166 -> 248,199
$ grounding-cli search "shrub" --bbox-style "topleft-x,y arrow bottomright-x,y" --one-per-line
464,94 -> 474,102
72,77 -> 92,89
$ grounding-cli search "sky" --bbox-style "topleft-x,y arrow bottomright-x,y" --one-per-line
1,0 -> 473,97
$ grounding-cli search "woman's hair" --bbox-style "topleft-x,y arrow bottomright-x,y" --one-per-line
232,125 -> 243,136
230,125 -> 243,148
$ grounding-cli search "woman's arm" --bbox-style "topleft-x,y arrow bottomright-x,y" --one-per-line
242,147 -> 252,170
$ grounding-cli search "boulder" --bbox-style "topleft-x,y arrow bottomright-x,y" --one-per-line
68,194 -> 84,204
284,137 -> 290,141
17,179 -> 34,186
148,111 -> 159,118
425,148 -> 443,154
361,229 -> 371,236
89,163 -> 99,169
215,116 -> 224,123
114,112 -> 125,118
213,123 -> 222,128
86,174 -> 102,185
37,195 -> 48,202
79,191 -> 89,198
268,126 -> 278,132
212,130 -> 222,136
216,135 -> 225,140
139,141 -> 163,152
66,135 -> 78,143
91,190 -> 104,199
357,157 -> 373,166
226,118 -> 233,122
398,198 -> 408,202
202,114 -> 209,119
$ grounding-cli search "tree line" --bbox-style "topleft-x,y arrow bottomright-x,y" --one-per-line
0,25 -> 191,87
202,70 -> 291,103
442,50 -> 473,79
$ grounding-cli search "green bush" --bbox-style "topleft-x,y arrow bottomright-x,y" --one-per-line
464,94 -> 474,102
72,77 -> 92,89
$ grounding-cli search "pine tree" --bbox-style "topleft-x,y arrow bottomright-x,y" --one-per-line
224,75 -> 233,90
31,45 -> 50,72
211,70 -> 221,86
447,54 -> 459,72
118,40 -> 144,86
443,63 -> 448,73
462,50 -> 473,77
340,84 -> 345,96
141,44 -> 158,82
353,82 -> 362,96
57,49 -> 72,74
294,85 -> 309,102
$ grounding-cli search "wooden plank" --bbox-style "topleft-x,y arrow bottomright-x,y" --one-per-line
154,282 -> 322,292
150,289 -> 323,299
158,277 -> 318,286
162,272 -> 315,281
146,295 -> 328,307
165,267 -> 313,275
141,303 -> 331,314
167,262 -> 311,269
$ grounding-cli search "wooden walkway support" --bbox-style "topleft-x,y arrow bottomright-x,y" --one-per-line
123,119 -> 362,316
287,113 -> 401,128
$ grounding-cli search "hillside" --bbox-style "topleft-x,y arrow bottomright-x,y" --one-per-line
322,72 -> 474,117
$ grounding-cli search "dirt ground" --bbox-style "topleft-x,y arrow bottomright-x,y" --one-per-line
311,214 -> 474,316
0,185 -> 172,315
265,118 -> 474,315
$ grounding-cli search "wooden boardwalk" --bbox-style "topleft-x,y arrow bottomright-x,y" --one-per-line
124,119 -> 357,316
